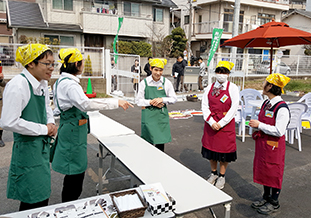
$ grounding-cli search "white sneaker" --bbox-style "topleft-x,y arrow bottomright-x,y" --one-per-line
207,173 -> 218,185
215,176 -> 225,189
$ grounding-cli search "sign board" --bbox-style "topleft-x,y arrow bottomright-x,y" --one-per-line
184,66 -> 200,83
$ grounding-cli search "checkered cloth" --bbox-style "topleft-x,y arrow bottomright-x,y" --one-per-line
144,194 -> 176,216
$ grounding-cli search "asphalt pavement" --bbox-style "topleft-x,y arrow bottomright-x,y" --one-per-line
1,94 -> 310,218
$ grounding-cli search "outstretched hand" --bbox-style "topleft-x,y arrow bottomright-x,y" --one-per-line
118,99 -> 134,111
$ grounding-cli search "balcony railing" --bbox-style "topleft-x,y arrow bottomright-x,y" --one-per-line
194,21 -> 252,35
255,0 -> 289,4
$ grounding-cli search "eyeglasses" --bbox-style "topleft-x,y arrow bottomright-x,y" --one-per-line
36,61 -> 58,68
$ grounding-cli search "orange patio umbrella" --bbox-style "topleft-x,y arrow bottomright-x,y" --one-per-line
221,21 -> 311,73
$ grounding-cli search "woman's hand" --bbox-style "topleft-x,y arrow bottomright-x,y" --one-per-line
150,98 -> 163,107
211,122 -> 221,131
118,100 -> 134,111
249,119 -> 260,128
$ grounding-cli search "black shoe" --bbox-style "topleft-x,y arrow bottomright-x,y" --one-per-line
251,199 -> 267,209
257,202 -> 280,215
0,139 -> 5,147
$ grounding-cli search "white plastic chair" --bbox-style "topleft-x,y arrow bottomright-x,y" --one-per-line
238,89 -> 263,142
286,102 -> 308,151
298,93 -> 311,130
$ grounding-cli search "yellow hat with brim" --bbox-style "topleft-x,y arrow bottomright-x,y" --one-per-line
216,61 -> 234,71
59,48 -> 83,67
15,44 -> 51,67
266,73 -> 291,94
149,58 -> 167,69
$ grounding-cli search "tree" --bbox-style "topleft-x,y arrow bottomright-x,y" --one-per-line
304,45 -> 311,55
110,41 -> 152,57
170,27 -> 187,58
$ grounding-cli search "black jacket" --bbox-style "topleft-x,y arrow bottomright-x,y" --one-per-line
172,60 -> 187,76
144,63 -> 152,76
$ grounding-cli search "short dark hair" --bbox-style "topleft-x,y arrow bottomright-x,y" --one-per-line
215,67 -> 230,74
198,57 -> 203,61
59,53 -> 83,75
25,50 -> 53,69
265,81 -> 282,96
148,57 -> 152,60
134,59 -> 139,62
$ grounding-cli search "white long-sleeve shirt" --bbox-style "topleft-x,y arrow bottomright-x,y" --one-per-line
136,76 -> 177,106
258,96 -> 290,137
53,72 -> 118,116
199,61 -> 206,76
0,69 -> 54,136
202,80 -> 239,128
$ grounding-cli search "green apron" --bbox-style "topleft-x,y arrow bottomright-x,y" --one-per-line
52,77 -> 89,175
141,78 -> 171,144
7,73 -> 51,204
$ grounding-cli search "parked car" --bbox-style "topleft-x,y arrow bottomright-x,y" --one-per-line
0,46 -> 14,66
257,61 -> 291,75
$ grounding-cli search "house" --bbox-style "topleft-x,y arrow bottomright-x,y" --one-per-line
173,0 -> 290,59
5,0 -> 177,48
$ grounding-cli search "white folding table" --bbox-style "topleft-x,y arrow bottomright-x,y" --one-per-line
88,111 -> 232,218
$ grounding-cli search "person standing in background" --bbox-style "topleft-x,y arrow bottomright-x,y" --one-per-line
144,57 -> 152,76
131,59 -> 141,92
198,57 -> 206,91
172,56 -> 188,92
0,61 -> 6,147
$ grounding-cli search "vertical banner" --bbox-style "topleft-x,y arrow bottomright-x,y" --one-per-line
207,28 -> 223,66
113,17 -> 124,64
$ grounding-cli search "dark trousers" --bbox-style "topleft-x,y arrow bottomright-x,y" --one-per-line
62,172 -> 85,203
176,75 -> 188,92
19,199 -> 49,211
263,185 -> 281,202
198,76 -> 203,90
155,144 -> 165,152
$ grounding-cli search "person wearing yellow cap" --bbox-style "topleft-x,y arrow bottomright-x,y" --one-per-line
136,58 -> 177,152
201,61 -> 239,190
249,73 -> 290,215
52,48 -> 133,203
0,44 -> 58,210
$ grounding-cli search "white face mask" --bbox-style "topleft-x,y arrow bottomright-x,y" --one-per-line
216,74 -> 228,83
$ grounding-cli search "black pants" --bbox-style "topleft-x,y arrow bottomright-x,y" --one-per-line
19,199 -> 49,211
155,144 -> 165,152
263,185 -> 281,202
62,172 -> 85,203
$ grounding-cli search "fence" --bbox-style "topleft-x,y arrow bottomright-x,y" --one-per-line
0,43 -> 105,79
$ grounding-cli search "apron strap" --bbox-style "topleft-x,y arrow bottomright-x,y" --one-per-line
55,77 -> 72,113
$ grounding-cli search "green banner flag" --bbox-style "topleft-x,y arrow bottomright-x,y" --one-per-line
207,28 -> 223,67
113,17 -> 124,63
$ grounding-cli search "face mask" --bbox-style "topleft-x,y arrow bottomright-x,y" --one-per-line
216,74 -> 228,83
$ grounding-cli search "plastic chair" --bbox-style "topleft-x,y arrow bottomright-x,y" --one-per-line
238,89 -> 263,142
285,102 -> 308,151
298,93 -> 311,130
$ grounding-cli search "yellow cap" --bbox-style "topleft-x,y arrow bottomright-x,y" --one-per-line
149,58 -> 167,69
266,73 -> 291,93
216,61 -> 234,71
59,48 -> 83,67
16,44 -> 51,67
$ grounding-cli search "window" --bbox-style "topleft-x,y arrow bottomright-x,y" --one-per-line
84,34 -> 104,47
45,35 -> 74,46
153,8 -> 163,22
184,15 -> 189,24
53,0 -> 73,11
223,9 -> 244,33
124,2 -> 140,17
0,0 -> 5,12
258,13 -> 275,25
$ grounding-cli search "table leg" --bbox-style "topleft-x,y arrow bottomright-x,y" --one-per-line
224,203 -> 231,218
97,143 -> 104,195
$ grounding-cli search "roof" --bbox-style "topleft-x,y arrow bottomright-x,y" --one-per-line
154,0 -> 178,8
7,1 -> 82,32
282,9 -> 311,20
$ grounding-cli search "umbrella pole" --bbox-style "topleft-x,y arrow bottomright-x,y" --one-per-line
270,44 -> 273,74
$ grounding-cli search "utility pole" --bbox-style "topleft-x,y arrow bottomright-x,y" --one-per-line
231,0 -> 240,65
187,0 -> 192,65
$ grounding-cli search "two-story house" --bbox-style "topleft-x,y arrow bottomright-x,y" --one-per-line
5,0 -> 176,48
177,0 -> 289,59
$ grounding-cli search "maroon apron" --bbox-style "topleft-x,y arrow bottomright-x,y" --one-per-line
253,100 -> 287,189
201,82 -> 236,153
